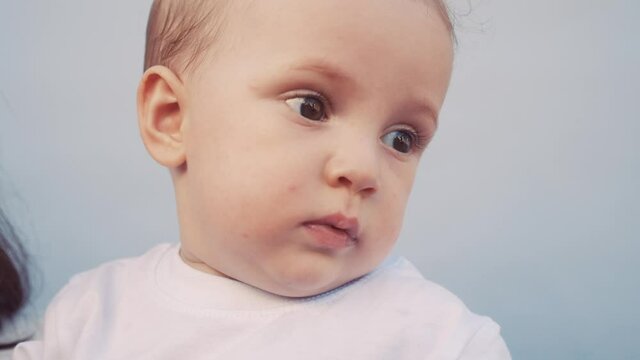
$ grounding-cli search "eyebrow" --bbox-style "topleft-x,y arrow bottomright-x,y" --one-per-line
285,58 -> 355,85
408,98 -> 440,128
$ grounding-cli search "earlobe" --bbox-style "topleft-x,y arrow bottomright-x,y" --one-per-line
137,65 -> 187,168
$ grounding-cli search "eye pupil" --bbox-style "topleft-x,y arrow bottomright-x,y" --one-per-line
393,133 -> 412,153
300,97 -> 324,120
381,130 -> 415,154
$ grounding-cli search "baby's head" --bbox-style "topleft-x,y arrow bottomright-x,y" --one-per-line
137,0 -> 454,297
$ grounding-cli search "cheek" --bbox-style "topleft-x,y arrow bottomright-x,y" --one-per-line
384,161 -> 416,205
287,183 -> 299,193
371,173 -> 415,238
376,200 -> 405,238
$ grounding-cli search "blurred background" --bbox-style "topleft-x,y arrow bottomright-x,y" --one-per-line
1,0 -> 638,358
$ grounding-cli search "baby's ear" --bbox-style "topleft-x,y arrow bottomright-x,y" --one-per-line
137,65 -> 187,168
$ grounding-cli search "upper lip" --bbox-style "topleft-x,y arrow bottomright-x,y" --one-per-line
305,213 -> 360,240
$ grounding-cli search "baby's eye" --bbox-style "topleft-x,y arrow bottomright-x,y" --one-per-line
285,95 -> 326,121
381,129 -> 418,154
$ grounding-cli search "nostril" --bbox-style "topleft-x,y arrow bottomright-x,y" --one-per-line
360,187 -> 376,197
336,175 -> 377,195
338,176 -> 352,187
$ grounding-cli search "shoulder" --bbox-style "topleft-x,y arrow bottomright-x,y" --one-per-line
14,244 -> 174,358
46,243 -> 174,323
55,243 -> 172,299
347,256 -> 511,359
361,256 -> 471,312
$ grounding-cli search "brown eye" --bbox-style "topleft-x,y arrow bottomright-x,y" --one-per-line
285,96 -> 326,121
381,130 -> 416,153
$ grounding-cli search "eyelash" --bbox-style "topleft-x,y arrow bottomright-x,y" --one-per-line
284,91 -> 430,154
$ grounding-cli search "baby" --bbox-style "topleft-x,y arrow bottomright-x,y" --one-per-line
15,0 -> 510,358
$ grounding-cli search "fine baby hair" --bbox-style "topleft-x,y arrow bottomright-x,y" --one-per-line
144,0 -> 455,75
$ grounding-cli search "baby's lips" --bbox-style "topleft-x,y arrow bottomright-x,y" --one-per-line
306,212 -> 359,240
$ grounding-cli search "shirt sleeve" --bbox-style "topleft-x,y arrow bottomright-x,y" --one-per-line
457,321 -> 512,360
12,274 -> 95,360
11,341 -> 43,360
11,299 -> 61,360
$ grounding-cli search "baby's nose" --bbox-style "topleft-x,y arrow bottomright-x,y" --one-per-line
323,139 -> 380,196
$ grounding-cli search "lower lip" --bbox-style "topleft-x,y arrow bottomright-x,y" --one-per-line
304,224 -> 356,250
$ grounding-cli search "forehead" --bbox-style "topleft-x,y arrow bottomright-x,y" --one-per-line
194,0 -> 453,113
229,0 -> 452,59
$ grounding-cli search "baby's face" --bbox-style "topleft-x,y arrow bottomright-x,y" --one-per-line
176,0 -> 453,297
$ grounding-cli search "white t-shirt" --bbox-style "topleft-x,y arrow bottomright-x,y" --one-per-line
14,244 -> 510,359
0,308 -> 38,360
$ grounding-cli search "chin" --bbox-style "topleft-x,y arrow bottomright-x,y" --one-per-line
272,281 -> 344,298
262,262 -> 361,298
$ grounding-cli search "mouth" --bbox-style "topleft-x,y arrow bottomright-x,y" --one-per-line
303,213 -> 359,250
